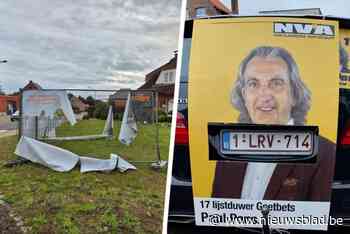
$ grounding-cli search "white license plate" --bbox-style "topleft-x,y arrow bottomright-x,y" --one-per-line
221,131 -> 314,155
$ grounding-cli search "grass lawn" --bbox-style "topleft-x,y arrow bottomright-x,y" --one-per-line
0,119 -> 170,233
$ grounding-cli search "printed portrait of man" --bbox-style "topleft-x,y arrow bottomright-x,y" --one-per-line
212,46 -> 336,201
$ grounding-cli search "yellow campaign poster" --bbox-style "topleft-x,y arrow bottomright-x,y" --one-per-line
188,17 -> 339,230
340,28 -> 350,88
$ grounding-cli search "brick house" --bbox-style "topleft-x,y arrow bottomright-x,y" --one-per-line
186,0 -> 238,19
138,52 -> 177,114
0,95 -> 20,115
109,89 -> 131,113
22,80 -> 42,91
69,95 -> 89,113
109,88 -> 155,123
110,52 -> 177,116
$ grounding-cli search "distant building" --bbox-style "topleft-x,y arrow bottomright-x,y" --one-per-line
187,0 -> 239,19
259,8 -> 322,15
0,95 -> 19,115
69,95 -> 89,113
22,80 -> 43,91
109,52 -> 177,122
138,52 -> 177,113
109,88 -> 155,123
109,89 -> 132,113
0,80 -> 43,115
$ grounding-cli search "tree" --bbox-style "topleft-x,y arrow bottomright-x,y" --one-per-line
67,93 -> 74,100
85,96 -> 95,106
93,102 -> 108,120
9,91 -> 20,96
86,96 -> 96,118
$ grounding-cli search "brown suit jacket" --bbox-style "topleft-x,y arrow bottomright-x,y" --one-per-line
212,136 -> 336,201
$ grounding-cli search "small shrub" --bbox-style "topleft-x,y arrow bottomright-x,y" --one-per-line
158,110 -> 171,122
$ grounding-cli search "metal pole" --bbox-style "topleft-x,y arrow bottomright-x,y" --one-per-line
5,89 -> 30,167
40,88 -> 155,92
129,160 -> 159,164
155,91 -> 161,162
35,116 -> 39,140
18,88 -> 23,140
261,208 -> 271,234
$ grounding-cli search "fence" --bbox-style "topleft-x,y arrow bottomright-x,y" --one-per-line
17,88 -> 164,165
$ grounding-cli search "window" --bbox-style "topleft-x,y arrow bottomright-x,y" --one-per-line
156,69 -> 176,85
169,71 -> 174,82
195,7 -> 207,17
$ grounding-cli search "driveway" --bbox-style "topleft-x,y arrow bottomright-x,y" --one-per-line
0,116 -> 18,137
0,115 -> 18,131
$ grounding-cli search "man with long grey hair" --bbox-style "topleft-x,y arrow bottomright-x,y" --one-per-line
232,46 -> 311,125
212,46 -> 335,201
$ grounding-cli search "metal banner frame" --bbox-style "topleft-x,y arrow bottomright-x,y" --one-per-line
14,88 -> 164,168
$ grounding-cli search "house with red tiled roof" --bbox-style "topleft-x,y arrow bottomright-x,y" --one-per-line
69,95 -> 89,113
186,0 -> 238,19
138,52 -> 177,113
109,52 -> 177,116
23,80 -> 42,91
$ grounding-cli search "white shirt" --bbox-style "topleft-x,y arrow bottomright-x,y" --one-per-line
240,119 -> 294,200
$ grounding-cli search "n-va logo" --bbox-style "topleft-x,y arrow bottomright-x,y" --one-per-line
274,22 -> 335,37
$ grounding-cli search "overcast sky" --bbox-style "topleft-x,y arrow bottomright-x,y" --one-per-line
1,1 -> 348,94
237,0 -> 349,17
0,0 -> 181,93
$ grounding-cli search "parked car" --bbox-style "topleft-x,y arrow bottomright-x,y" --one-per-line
10,110 -> 19,122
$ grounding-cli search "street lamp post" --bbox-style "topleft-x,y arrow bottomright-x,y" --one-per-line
0,60 -> 7,94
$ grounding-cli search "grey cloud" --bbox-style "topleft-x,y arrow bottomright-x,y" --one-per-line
0,0 -> 181,93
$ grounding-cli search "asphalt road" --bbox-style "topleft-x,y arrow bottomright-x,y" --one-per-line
0,116 -> 17,130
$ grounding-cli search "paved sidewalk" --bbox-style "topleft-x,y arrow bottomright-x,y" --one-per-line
0,116 -> 18,131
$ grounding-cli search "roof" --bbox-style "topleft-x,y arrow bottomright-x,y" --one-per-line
209,0 -> 231,14
109,89 -> 131,100
153,84 -> 174,95
138,55 -> 177,90
260,8 -> 322,15
23,80 -> 42,90
70,96 -> 89,111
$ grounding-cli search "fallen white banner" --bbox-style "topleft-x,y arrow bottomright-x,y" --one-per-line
15,136 -> 79,172
15,136 -> 136,173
